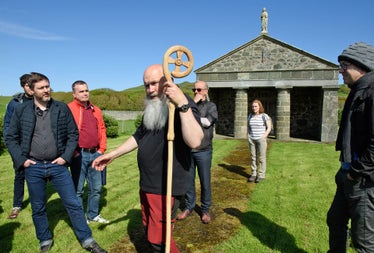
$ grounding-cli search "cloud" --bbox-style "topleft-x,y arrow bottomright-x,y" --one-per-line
0,20 -> 70,41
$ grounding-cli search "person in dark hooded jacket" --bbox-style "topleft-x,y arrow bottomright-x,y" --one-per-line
327,42 -> 374,253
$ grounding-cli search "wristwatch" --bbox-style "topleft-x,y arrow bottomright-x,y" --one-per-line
177,104 -> 190,113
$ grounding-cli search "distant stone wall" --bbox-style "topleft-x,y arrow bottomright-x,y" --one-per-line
103,110 -> 142,120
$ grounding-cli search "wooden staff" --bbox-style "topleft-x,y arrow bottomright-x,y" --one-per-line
162,45 -> 194,253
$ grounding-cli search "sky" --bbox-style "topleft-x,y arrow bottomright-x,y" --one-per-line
1,0 -> 373,96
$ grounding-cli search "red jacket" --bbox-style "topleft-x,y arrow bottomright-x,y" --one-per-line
68,99 -> 107,154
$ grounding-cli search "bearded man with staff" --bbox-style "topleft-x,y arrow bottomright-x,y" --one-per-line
92,60 -> 203,252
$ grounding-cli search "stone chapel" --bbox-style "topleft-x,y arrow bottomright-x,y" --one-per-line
194,8 -> 340,142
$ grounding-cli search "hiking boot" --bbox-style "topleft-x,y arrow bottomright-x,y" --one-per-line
87,214 -> 109,224
83,241 -> 107,253
176,209 -> 192,220
201,212 -> 211,224
9,207 -> 21,219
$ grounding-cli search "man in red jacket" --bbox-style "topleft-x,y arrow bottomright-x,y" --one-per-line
68,80 -> 109,224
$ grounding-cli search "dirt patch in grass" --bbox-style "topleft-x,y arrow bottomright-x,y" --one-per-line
109,139 -> 256,253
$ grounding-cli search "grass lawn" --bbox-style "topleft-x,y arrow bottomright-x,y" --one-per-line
0,136 -> 357,252
0,96 -> 12,115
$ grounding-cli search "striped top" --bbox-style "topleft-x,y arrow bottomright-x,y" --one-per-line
248,113 -> 270,140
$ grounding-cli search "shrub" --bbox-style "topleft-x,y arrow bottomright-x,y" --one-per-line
103,114 -> 119,138
135,114 -> 143,129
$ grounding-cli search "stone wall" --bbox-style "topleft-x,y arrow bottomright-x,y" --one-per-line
103,110 -> 142,120
234,89 -> 248,138
321,88 -> 339,142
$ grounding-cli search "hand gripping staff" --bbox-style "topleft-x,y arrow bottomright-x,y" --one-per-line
162,45 -> 194,253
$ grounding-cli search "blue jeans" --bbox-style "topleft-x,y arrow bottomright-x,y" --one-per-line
185,150 -> 212,213
71,151 -> 103,220
25,161 -> 92,243
13,167 -> 25,208
327,169 -> 374,253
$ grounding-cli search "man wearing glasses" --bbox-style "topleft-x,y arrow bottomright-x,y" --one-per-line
327,42 -> 374,252
177,80 -> 218,224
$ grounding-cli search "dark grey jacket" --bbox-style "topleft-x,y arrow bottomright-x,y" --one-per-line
336,71 -> 374,181
5,98 -> 78,170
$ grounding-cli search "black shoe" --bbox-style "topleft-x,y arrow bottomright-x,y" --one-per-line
40,240 -> 53,253
83,241 -> 107,253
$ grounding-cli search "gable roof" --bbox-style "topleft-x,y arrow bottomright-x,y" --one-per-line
195,34 -> 338,74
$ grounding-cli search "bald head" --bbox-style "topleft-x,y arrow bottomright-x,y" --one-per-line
143,64 -> 165,100
143,64 -> 163,82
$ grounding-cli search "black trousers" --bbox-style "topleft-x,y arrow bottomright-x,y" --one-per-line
327,169 -> 374,253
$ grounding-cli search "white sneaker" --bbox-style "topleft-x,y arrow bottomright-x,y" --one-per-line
87,214 -> 109,224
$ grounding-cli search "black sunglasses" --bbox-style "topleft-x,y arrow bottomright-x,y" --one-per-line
192,88 -> 205,92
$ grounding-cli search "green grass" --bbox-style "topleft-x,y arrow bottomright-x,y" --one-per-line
0,96 -> 11,116
215,141 -> 355,253
0,138 -> 356,252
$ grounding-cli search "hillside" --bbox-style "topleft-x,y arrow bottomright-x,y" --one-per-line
52,81 -> 195,111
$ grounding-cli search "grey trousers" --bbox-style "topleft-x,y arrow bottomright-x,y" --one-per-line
248,138 -> 267,178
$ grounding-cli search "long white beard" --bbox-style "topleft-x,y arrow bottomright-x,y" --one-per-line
143,98 -> 169,130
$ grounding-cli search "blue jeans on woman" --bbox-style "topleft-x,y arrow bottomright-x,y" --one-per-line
184,150 -> 212,213
71,151 -> 103,220
25,161 -> 93,244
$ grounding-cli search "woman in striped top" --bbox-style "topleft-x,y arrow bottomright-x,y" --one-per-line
247,99 -> 272,183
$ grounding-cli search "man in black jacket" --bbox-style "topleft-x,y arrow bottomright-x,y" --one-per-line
5,72 -> 106,253
327,42 -> 374,253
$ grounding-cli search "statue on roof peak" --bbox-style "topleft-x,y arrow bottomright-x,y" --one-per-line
261,7 -> 268,35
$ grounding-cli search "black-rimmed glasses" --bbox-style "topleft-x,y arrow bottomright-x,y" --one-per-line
339,62 -> 351,70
